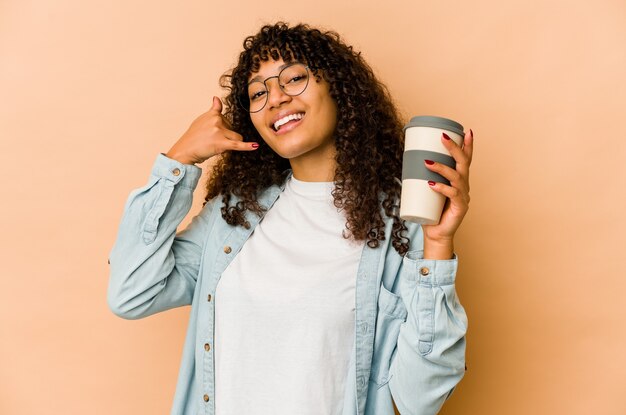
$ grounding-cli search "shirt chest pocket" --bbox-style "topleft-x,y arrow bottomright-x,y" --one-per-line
370,284 -> 407,387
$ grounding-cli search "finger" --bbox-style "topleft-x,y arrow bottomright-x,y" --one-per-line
427,180 -> 469,206
424,159 -> 466,190
223,137 -> 260,152
441,132 -> 469,176
210,96 -> 223,114
462,129 -> 474,165
460,130 -> 473,193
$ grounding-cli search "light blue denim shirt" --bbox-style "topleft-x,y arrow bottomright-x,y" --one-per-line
108,154 -> 467,415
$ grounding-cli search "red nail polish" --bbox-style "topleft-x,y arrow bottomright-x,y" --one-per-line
425,159 -> 434,165
470,129 -> 473,139
442,132 -> 451,140
251,143 -> 259,148
428,181 -> 435,186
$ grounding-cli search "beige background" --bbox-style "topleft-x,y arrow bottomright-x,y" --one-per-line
1,0 -> 625,414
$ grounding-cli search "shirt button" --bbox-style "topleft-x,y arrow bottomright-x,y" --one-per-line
172,168 -> 181,176
203,394 -> 210,402
419,267 -> 430,276
223,246 -> 232,254
207,294 -> 212,302
361,323 -> 368,334
204,343 -> 211,351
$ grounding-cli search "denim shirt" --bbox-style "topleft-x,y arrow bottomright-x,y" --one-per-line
108,154 -> 467,415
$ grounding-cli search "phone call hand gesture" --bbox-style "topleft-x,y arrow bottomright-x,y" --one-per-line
165,97 -> 259,165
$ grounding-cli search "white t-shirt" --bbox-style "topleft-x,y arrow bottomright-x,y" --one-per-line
214,175 -> 364,415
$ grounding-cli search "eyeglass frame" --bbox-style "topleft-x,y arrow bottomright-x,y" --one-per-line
238,62 -> 311,113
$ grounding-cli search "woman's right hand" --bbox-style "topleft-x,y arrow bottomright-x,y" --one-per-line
165,96 -> 259,165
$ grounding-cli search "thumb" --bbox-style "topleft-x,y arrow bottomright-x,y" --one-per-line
211,96 -> 223,113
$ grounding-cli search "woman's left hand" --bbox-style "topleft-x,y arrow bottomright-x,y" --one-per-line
421,129 -> 474,259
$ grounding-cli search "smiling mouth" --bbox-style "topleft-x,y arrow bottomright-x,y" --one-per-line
272,112 -> 305,131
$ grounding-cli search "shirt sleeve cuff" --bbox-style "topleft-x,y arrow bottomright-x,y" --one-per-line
403,250 -> 458,286
151,153 -> 202,189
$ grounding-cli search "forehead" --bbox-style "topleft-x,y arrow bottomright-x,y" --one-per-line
247,59 -> 291,83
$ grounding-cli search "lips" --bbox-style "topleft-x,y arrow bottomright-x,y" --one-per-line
270,111 -> 306,132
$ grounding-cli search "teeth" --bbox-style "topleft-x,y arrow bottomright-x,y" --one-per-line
274,113 -> 304,131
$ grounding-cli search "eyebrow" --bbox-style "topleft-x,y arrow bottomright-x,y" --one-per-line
248,63 -> 291,84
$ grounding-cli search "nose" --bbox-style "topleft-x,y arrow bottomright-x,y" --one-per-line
265,77 -> 291,109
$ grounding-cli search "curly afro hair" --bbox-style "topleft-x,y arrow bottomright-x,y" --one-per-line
204,22 -> 410,255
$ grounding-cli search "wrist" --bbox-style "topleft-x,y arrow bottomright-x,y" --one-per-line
423,236 -> 454,260
165,149 -> 196,165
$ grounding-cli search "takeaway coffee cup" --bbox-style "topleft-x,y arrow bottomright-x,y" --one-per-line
399,116 -> 465,225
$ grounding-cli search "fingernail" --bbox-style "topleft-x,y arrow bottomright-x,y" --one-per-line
428,181 -> 436,186
425,159 -> 434,165
251,143 -> 259,148
442,132 -> 451,140
470,129 -> 473,139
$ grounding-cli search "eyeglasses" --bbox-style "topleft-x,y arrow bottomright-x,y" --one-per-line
239,63 -> 310,113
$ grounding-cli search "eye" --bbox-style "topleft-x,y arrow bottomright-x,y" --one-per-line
249,90 -> 267,101
286,75 -> 306,84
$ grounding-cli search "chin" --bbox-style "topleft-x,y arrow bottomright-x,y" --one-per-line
268,145 -> 308,160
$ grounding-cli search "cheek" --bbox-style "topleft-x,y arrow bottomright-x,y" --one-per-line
250,115 -> 265,134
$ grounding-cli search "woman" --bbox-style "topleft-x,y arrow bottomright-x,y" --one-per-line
108,22 -> 472,415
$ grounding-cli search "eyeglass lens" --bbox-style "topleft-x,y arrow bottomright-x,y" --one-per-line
244,63 -> 309,112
